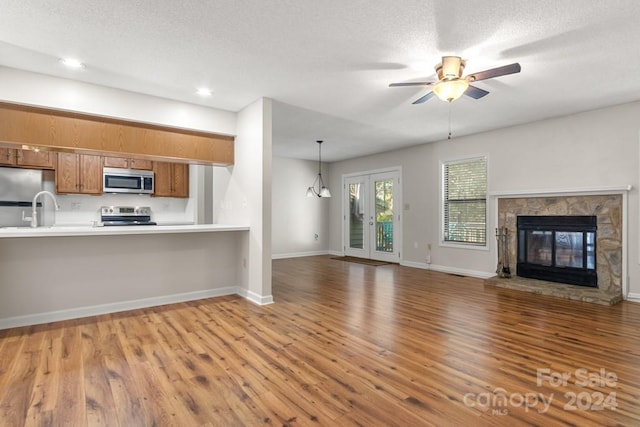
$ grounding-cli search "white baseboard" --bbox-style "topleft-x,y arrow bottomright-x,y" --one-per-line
272,250 -> 329,259
329,250 -> 344,257
626,292 -> 640,303
0,286 -> 240,330
239,289 -> 274,305
400,260 -> 494,279
401,260 -> 430,269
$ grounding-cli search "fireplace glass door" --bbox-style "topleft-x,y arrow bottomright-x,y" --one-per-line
526,231 -> 553,266
517,216 -> 597,287
555,232 -> 587,269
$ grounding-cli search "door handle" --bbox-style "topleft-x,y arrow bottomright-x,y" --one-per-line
369,221 -> 374,225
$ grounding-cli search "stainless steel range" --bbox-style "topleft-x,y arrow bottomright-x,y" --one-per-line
100,206 -> 156,226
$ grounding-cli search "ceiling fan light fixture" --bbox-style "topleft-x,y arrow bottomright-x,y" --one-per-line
433,79 -> 469,102
438,56 -> 465,79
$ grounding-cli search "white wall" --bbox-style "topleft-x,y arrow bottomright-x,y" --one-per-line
328,101 -> 640,295
271,156 -> 330,258
215,98 -> 273,304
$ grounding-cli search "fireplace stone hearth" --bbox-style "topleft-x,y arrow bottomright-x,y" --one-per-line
485,194 -> 623,305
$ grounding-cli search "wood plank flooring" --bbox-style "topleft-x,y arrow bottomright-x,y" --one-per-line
1,255 -> 640,426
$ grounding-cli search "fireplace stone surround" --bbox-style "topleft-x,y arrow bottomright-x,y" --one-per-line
485,193 -> 624,305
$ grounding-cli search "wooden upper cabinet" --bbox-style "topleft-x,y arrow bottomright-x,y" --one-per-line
81,155 -> 103,194
0,148 -> 55,169
103,156 -> 153,170
129,158 -> 153,170
172,163 -> 189,197
0,148 -> 15,165
56,153 -> 80,193
153,161 -> 189,198
16,150 -> 56,169
0,102 -> 234,165
152,161 -> 173,197
56,153 -> 103,194
103,156 -> 128,168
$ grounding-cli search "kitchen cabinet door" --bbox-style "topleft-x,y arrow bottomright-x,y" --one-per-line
56,152 -> 80,193
0,148 -> 16,165
103,156 -> 153,170
17,150 -> 56,169
80,154 -> 103,194
153,161 -> 189,198
55,153 -> 103,194
172,163 -> 190,198
129,158 -> 153,170
103,156 -> 128,168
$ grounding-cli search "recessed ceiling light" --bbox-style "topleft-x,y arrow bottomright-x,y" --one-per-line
196,88 -> 212,97
60,58 -> 85,69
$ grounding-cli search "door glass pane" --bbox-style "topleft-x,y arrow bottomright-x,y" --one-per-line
526,231 -> 553,265
555,232 -> 583,268
374,179 -> 393,252
349,183 -> 364,249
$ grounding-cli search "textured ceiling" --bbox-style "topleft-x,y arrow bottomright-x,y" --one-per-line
1,1 -> 640,161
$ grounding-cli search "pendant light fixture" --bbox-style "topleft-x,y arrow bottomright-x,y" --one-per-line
306,140 -> 331,198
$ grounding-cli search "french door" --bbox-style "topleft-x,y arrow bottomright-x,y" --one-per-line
343,170 -> 401,263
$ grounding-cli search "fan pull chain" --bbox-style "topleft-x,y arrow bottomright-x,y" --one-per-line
448,103 -> 452,140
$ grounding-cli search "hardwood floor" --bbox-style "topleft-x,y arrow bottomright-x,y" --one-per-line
1,255 -> 640,426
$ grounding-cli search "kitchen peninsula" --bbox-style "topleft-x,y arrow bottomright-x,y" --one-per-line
0,224 -> 251,330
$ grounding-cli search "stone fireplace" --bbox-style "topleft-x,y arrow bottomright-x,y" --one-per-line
485,193 -> 624,305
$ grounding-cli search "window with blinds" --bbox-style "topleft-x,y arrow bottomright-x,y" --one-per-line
442,157 -> 487,245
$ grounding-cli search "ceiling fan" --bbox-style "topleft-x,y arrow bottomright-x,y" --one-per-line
389,56 -> 521,103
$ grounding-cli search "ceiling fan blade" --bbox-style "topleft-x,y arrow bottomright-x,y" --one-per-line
464,85 -> 490,99
466,63 -> 521,82
412,92 -> 435,104
389,82 -> 435,87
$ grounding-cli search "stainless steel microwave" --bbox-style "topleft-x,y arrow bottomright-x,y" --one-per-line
103,167 -> 154,194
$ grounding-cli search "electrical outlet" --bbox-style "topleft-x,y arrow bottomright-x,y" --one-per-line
414,241 -> 418,249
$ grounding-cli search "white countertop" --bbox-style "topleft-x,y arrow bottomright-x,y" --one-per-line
0,223 -> 249,238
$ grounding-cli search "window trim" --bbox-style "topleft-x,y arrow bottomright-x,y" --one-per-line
440,155 -> 489,249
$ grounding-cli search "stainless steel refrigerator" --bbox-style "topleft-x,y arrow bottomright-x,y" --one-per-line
0,167 -> 43,227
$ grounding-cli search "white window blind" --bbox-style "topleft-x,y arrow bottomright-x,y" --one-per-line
443,157 -> 487,245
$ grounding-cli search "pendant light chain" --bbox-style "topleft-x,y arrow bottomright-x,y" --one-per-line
448,104 -> 452,140
318,141 -> 322,175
